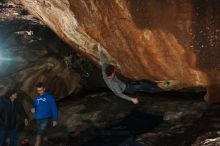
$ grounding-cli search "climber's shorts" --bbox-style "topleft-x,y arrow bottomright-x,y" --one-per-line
36,119 -> 49,136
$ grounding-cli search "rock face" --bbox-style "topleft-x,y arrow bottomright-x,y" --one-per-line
0,0 -> 81,100
20,0 -> 220,102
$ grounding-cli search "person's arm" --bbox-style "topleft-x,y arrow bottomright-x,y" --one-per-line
18,102 -> 28,119
114,90 -> 139,104
48,95 -> 58,122
98,48 -> 109,82
111,85 -> 133,101
0,104 -> 2,113
17,101 -> 29,126
0,102 -> 4,125
98,46 -> 108,67
31,99 -> 36,114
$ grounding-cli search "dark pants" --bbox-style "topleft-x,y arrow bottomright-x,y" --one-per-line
124,81 -> 158,95
36,119 -> 50,136
0,129 -> 17,146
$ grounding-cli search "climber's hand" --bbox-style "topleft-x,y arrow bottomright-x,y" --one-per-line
97,43 -> 102,52
131,97 -> 139,104
31,108 -> 35,114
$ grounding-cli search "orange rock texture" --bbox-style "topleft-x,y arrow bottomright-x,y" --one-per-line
21,0 -> 220,102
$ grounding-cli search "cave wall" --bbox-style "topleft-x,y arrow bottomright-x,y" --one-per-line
20,0 -> 220,101
0,0 -> 81,100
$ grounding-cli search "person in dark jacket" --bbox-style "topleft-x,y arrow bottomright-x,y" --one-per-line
31,82 -> 58,146
0,88 -> 28,146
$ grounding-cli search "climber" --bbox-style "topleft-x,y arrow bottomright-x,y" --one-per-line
98,44 -> 170,104
0,88 -> 28,146
31,82 -> 58,146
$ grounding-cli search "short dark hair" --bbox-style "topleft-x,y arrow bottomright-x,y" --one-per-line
105,64 -> 115,77
35,82 -> 45,88
5,88 -> 17,98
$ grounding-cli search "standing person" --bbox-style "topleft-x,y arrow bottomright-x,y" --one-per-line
31,82 -> 58,146
0,88 -> 28,146
98,44 -> 170,104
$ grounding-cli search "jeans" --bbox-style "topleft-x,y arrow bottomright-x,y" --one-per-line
0,129 -> 17,146
36,119 -> 50,136
124,81 -> 158,95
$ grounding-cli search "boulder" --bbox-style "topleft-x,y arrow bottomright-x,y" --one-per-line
0,0 -> 81,100
20,0 -> 220,101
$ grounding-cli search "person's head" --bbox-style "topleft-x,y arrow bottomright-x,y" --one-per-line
105,64 -> 115,79
6,88 -> 17,101
36,82 -> 46,96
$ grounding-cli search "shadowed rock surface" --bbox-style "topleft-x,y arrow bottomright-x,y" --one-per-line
20,0 -> 220,102
19,91 -> 220,146
0,0 -> 106,100
1,1 -> 220,146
